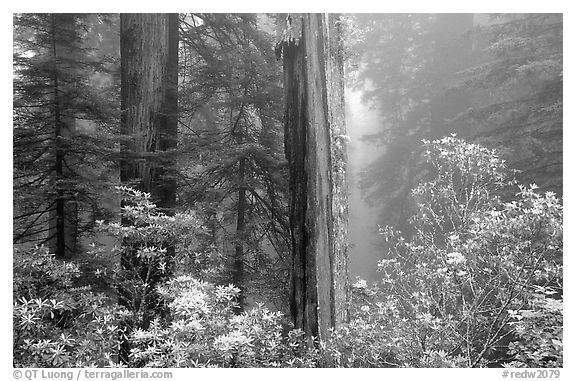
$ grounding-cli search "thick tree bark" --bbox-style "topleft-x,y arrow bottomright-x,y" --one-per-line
322,14 -> 350,327
283,37 -> 311,335
280,13 -> 349,342
120,13 -> 178,201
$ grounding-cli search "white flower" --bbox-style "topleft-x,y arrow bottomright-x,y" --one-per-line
213,331 -> 253,352
360,305 -> 370,313
447,234 -> 460,243
447,252 -> 467,265
169,289 -> 210,318
352,278 -> 368,289
436,267 -> 448,275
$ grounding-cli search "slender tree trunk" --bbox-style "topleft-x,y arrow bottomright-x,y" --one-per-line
233,157 -> 247,313
279,13 -> 349,342
50,13 -> 67,260
155,13 -> 179,214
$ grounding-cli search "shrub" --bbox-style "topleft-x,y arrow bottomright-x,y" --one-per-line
506,286 -> 563,367
91,186 -> 218,328
129,275 -> 318,367
13,186 -> 208,368
373,136 -> 562,367
321,278 -> 468,367
13,246 -> 126,367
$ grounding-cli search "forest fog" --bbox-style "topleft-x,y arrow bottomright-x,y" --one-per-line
346,14 -> 562,283
13,14 -> 563,368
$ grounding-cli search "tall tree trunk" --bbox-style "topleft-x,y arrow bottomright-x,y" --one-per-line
120,13 -> 178,197
279,13 -> 349,342
119,12 -> 179,363
155,13 -> 179,215
49,14 -> 67,260
323,14 -> 350,327
233,157 -> 247,313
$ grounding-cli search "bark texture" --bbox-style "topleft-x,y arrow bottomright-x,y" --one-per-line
120,13 -> 178,205
281,13 -> 349,341
322,14 -> 350,327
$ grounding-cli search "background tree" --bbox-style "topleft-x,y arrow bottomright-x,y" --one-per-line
348,14 -> 562,232
13,14 -> 119,259
348,14 -> 475,232
456,14 -> 563,196
278,13 -> 350,341
177,14 -> 290,313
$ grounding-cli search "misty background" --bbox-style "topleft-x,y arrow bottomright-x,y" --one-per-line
344,13 -> 562,284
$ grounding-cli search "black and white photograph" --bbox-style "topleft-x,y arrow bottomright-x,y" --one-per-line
10,6 -> 567,376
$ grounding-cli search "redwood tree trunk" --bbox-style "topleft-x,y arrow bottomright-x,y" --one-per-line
280,13 -> 349,341
323,14 -> 350,327
120,13 -> 178,200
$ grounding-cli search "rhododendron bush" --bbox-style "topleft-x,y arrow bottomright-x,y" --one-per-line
373,137 -> 562,367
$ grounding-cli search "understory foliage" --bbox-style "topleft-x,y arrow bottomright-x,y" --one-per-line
13,137 -> 562,368
13,187 -> 315,368
129,277 -> 318,367
96,186 -> 205,328
13,246 -> 126,367
348,136 -> 562,367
